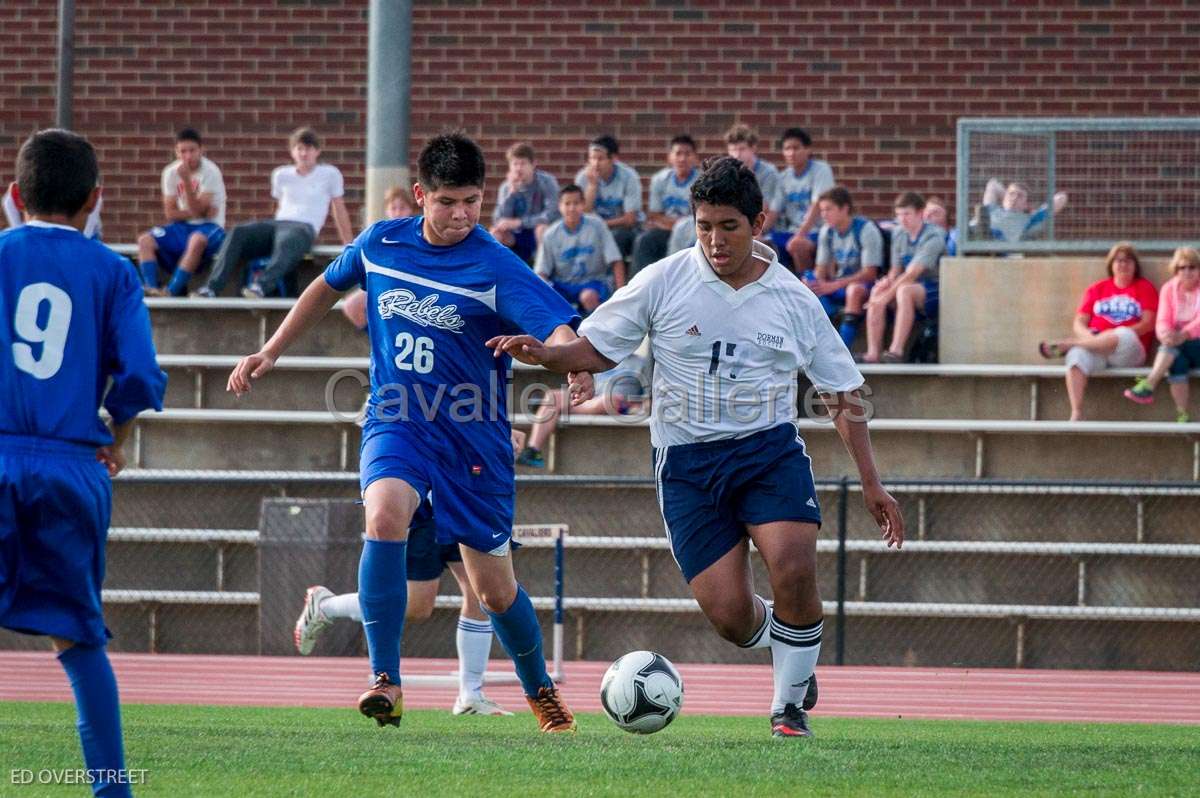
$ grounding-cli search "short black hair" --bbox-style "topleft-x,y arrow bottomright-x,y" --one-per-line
690,156 -> 762,224
590,134 -> 619,157
818,186 -> 853,210
779,127 -> 812,148
559,183 -> 584,199
177,127 -> 202,145
418,132 -> 487,190
669,134 -> 697,151
16,129 -> 98,217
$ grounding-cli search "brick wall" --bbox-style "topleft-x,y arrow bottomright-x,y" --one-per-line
1,0 -> 1198,244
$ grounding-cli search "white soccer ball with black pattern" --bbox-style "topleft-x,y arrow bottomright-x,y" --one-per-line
599,650 -> 683,734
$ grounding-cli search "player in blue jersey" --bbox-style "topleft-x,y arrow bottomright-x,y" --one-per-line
0,130 -> 167,797
228,133 -> 584,733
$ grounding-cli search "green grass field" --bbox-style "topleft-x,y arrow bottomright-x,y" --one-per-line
2,702 -> 1197,797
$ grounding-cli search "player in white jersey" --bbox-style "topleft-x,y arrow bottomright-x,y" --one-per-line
488,157 -> 904,738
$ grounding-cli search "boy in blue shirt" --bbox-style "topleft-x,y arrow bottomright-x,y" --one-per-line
228,132 -> 584,733
0,129 -> 167,797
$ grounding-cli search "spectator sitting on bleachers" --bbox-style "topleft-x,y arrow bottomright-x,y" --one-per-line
516,349 -> 651,468
974,178 -> 1068,244
488,141 -> 559,264
770,127 -> 834,272
631,134 -> 699,275
863,192 -> 944,363
723,123 -> 779,243
804,187 -> 883,348
341,186 -> 416,330
667,212 -> 696,255
1122,246 -> 1200,423
193,127 -> 353,298
5,179 -> 102,240
1038,242 -> 1157,421
923,194 -> 958,256
534,184 -> 625,314
138,128 -> 226,297
574,134 -> 641,261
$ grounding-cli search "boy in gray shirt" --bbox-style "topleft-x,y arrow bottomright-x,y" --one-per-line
535,184 -> 625,313
632,134 -> 699,274
809,186 -> 884,347
975,178 -> 1068,244
724,123 -> 779,226
574,134 -> 642,259
771,127 -> 835,272
490,141 -> 560,264
864,192 -> 945,362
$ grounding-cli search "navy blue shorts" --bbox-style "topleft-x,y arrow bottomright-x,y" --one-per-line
151,221 -> 225,270
0,435 -> 113,647
512,227 -> 537,264
552,279 -> 610,307
653,423 -> 821,583
406,501 -> 462,581
360,428 -> 515,556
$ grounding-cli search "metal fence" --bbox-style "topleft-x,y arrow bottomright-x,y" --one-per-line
955,117 -> 1200,254
3,473 -> 1196,672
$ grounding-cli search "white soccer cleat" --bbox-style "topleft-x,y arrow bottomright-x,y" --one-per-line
452,694 -> 514,716
294,585 -> 334,655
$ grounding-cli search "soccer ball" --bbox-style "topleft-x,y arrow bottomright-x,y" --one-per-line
599,650 -> 683,734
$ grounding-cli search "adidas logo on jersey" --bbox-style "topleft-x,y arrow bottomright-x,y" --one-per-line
377,288 -> 466,332
685,324 -> 701,336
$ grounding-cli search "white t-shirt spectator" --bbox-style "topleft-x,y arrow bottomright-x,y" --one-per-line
271,163 -> 344,236
3,185 -> 103,239
160,156 -> 227,228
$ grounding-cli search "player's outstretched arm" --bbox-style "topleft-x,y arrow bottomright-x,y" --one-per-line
824,390 -> 905,549
486,333 -> 616,374
227,278 -> 342,395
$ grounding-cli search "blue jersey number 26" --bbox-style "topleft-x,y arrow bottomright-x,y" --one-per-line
394,332 -> 435,374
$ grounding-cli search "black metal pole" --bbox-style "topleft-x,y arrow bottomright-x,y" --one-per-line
835,475 -> 848,665
56,0 -> 74,129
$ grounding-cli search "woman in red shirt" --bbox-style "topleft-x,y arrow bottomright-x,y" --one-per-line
1039,242 -> 1158,421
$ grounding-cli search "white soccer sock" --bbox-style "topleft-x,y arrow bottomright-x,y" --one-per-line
737,594 -> 773,650
456,616 -> 493,700
769,613 -> 822,715
320,592 -> 363,622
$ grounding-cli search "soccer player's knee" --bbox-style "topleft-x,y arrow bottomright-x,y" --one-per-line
187,231 -> 209,248
845,283 -> 867,302
137,231 -> 156,250
365,504 -> 410,540
769,555 -> 816,593
405,597 -> 435,622
476,583 -> 517,615
579,289 -> 600,311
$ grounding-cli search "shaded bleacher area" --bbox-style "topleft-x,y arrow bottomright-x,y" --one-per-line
3,296 -> 1198,670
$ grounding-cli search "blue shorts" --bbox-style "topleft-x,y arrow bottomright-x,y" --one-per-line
511,227 -> 537,264
0,435 -> 113,647
802,269 -> 873,317
406,502 -> 462,581
552,279 -> 610,307
360,429 -> 515,556
653,423 -> 821,583
920,279 -> 939,319
151,221 -> 225,270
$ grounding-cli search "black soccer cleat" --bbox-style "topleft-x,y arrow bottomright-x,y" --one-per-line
771,703 -> 812,738
803,672 -> 818,711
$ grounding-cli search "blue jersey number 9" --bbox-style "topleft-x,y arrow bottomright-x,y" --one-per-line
12,282 -> 72,380
394,332 -> 435,374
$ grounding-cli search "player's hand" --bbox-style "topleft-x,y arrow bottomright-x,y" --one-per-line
227,351 -> 277,396
485,334 -> 548,366
96,445 -> 126,477
509,427 -> 527,455
567,371 -> 594,405
863,481 -> 904,549
176,162 -> 192,181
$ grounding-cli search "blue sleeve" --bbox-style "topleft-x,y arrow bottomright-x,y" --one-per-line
323,229 -> 368,291
103,258 -> 166,424
494,248 -> 580,340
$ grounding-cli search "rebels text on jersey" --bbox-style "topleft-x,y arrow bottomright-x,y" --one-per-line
324,216 -> 578,490
578,240 -> 862,447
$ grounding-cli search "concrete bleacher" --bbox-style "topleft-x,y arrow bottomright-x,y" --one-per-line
5,291 -> 1198,668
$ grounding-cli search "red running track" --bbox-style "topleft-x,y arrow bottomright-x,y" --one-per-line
3,652 -> 1199,725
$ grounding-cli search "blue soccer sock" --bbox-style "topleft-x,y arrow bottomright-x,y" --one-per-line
166,268 -> 191,297
138,260 -> 159,288
839,312 -> 863,348
485,585 -> 552,698
57,644 -> 132,798
357,537 -> 408,683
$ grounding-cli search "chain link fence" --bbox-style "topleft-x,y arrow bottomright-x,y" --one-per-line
4,474 -> 1196,671
956,117 -> 1200,253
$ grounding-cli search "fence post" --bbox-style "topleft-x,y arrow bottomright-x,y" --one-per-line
835,476 -> 849,666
